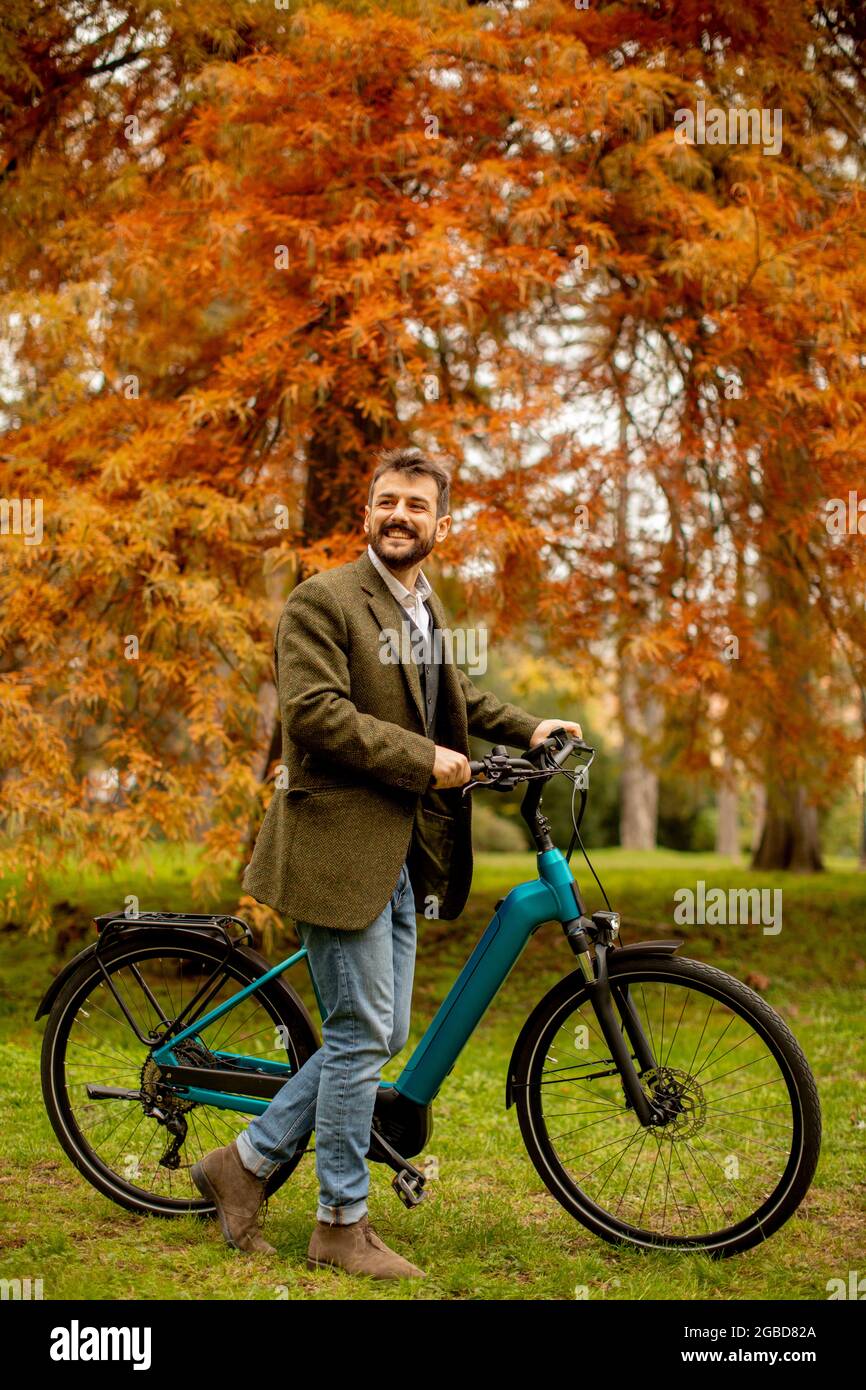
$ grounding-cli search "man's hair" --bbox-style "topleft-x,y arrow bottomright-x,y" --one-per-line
367,447 -> 451,520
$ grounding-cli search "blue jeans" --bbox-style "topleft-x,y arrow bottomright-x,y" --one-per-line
235,861 -> 417,1225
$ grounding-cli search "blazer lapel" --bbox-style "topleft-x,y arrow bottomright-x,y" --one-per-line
356,549 -> 426,728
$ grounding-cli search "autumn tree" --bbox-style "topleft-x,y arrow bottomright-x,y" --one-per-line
535,0 -> 866,869
2,0 -> 865,934
0,2 -> 613,924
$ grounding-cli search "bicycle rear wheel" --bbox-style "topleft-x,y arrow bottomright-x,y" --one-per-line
512,955 -> 821,1257
40,930 -> 319,1216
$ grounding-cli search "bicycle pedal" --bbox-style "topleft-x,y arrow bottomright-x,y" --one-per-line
392,1168 -> 427,1208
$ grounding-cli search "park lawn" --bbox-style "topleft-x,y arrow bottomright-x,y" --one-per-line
0,846 -> 863,1301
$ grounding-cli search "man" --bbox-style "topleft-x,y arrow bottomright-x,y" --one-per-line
191,446 -> 582,1280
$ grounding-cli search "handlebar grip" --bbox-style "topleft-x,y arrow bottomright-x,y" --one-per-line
551,738 -> 575,767
468,760 -> 485,775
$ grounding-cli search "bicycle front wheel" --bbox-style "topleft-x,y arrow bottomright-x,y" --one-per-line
512,954 -> 821,1257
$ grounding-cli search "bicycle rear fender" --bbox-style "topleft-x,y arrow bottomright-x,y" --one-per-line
504,938 -> 683,1109
34,942 -> 100,1021
33,913 -> 287,1024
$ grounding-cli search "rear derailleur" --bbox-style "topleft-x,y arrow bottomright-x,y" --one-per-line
140,1041 -> 210,1170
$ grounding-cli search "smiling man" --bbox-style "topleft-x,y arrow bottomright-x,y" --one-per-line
192,446 -> 582,1280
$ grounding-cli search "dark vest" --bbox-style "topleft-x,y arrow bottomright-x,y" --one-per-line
402,599 -> 441,738
401,598 -> 452,909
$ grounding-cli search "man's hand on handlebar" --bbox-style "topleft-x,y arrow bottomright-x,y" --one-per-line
430,744 -> 473,789
529,717 -> 583,747
430,720 -> 584,790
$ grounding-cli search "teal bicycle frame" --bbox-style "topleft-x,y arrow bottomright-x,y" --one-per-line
150,846 -> 584,1117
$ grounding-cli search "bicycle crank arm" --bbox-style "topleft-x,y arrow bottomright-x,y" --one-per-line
367,1123 -> 428,1208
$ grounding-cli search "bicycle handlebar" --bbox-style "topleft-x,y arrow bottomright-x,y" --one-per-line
467,755 -> 537,776
466,728 -> 593,789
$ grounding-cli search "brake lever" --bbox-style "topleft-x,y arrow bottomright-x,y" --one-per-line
462,757 -> 492,795
462,755 -> 554,796
462,750 -> 508,794
461,777 -> 486,796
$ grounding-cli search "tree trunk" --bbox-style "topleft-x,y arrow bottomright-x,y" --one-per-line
716,758 -> 739,856
613,377 -> 660,851
750,431 -> 824,873
860,691 -> 866,871
619,674 -> 661,850
752,778 -> 823,871
750,782 -> 766,855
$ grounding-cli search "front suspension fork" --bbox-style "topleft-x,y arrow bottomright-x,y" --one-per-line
563,919 -> 662,1127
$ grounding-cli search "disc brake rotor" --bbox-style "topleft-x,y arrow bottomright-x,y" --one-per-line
644,1065 -> 706,1139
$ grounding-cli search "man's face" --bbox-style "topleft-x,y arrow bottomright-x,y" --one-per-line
364,469 -> 450,568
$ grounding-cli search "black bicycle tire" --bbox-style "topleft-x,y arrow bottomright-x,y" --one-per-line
513,954 -> 821,1258
40,930 -> 320,1217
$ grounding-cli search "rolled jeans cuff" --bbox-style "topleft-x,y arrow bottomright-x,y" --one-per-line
316,1198 -> 368,1226
236,1126 -> 279,1179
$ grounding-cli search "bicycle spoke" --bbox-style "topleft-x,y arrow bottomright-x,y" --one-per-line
50,943 -> 305,1211
532,970 -> 802,1243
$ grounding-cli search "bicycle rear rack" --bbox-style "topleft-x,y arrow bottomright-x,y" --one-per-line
91,910 -> 254,1047
93,910 -> 253,951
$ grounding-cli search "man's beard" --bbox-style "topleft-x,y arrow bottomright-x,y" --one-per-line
370,522 -> 435,569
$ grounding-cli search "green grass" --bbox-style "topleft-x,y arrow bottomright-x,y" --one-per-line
1,846 -> 864,1300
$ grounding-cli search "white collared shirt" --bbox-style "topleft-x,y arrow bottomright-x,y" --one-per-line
367,542 -> 432,637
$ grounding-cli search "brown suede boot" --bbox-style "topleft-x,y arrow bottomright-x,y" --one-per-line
306,1213 -> 426,1279
191,1139 -> 276,1255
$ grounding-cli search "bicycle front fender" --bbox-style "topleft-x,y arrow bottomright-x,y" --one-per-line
504,938 -> 683,1109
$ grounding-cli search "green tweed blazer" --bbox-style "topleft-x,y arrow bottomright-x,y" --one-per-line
242,548 -> 543,930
